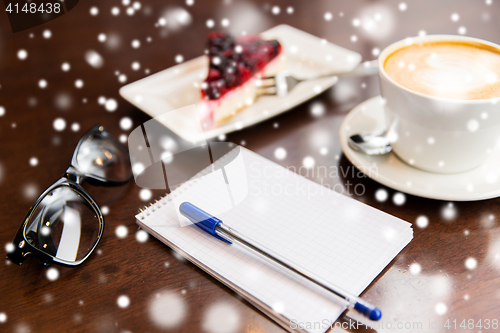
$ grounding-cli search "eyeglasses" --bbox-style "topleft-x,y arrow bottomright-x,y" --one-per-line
7,125 -> 132,266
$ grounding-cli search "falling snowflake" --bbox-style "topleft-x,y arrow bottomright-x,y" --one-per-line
271,6 -> 280,15
310,101 -> 325,117
465,257 -> 477,270
435,302 -> 447,315
409,263 -> 421,275
202,302 -> 241,333
105,99 -> 118,112
357,4 -> 396,40
159,7 -> 192,31
17,49 -> 28,60
172,250 -> 186,262
393,192 -> 406,205
117,295 -> 130,308
43,30 -> 52,39
29,157 -> 38,166
120,117 -> 133,130
101,206 -> 109,215
75,79 -> 84,89
5,243 -> 14,253
132,163 -> 145,176
38,79 -> 48,89
398,2 -> 407,11
274,147 -> 287,160
441,203 -> 457,221
61,62 -> 71,71
116,226 -> 128,238
139,189 -> 152,201
375,189 -> 388,202
148,291 -> 187,329
136,230 -> 149,242
324,12 -> 333,21
302,156 -> 315,169
131,61 -> 141,70
111,7 -> 120,16
105,33 -> 122,50
467,119 -> 479,132
53,118 -> 66,131
416,215 -> 429,228
89,7 -> 99,16
46,267 -> 59,281
175,54 -> 184,63
131,39 -> 141,48
85,50 -> 104,68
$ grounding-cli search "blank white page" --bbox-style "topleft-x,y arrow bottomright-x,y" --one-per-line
137,147 -> 413,333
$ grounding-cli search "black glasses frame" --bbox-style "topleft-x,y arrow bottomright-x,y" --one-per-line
7,125 -> 132,267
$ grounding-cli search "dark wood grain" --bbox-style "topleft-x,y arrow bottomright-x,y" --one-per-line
1,0 -> 500,332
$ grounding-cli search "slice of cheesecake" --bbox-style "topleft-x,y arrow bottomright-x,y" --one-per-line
197,32 -> 284,128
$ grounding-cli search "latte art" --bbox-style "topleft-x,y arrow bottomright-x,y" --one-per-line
384,42 -> 500,99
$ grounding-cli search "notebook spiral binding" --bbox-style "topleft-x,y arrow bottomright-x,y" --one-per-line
136,146 -> 239,221
138,195 -> 169,220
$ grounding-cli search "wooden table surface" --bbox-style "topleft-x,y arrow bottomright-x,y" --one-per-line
1,0 -> 500,332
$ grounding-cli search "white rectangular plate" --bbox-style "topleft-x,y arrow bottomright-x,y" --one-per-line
120,24 -> 361,143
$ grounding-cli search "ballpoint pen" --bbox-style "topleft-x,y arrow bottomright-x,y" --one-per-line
179,202 -> 382,321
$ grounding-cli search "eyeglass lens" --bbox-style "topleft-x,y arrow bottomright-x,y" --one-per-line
76,132 -> 132,182
24,186 -> 100,263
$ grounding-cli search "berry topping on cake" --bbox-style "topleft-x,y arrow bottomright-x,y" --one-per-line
202,32 -> 282,100
197,32 -> 284,128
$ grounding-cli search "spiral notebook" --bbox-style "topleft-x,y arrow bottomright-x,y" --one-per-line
136,146 -> 413,333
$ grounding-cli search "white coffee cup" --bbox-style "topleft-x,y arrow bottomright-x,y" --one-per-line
378,35 -> 500,173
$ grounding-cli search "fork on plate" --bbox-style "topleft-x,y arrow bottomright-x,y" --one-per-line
256,60 -> 378,96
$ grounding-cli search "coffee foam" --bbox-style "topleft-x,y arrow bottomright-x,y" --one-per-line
384,41 -> 500,100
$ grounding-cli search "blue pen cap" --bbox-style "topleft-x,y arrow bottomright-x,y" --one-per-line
354,301 -> 382,321
179,202 -> 232,244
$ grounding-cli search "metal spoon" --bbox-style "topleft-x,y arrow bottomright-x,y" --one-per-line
348,131 -> 392,155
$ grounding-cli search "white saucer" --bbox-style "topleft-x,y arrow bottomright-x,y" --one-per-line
339,96 -> 500,201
